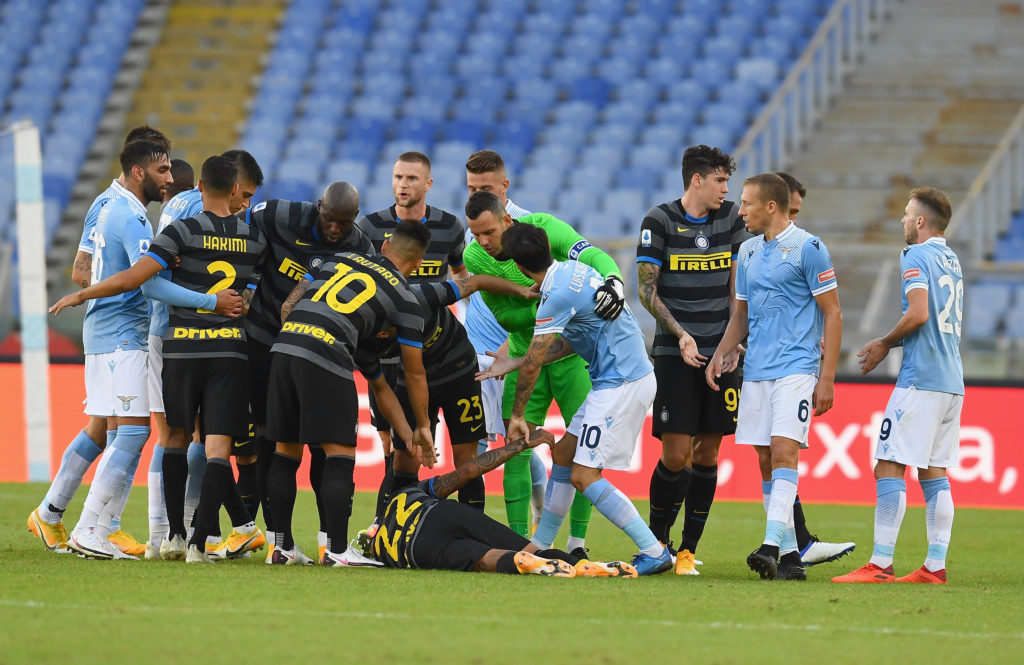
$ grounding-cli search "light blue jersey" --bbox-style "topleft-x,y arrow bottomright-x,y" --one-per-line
463,198 -> 529,353
78,180 -> 127,255
896,237 -> 964,395
534,260 -> 652,389
82,190 -> 154,355
150,187 -> 203,337
735,223 -> 837,381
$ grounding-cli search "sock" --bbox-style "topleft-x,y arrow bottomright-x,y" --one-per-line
793,494 -> 812,550
529,449 -> 547,526
568,490 -> 592,543
236,461 -> 260,521
761,479 -> 772,514
38,430 -> 102,522
374,453 -> 394,522
503,450 -> 532,537
583,478 -> 662,557
921,477 -> 953,572
256,436 -> 275,531
531,464 -> 574,549
458,475 -> 485,512
669,467 -> 692,532
680,463 -> 717,554
869,477 -> 907,569
780,507 -> 798,555
183,441 -> 206,530
764,468 -> 798,547
105,446 -> 142,531
189,458 -> 232,549
648,460 -> 684,543
309,446 -> 327,533
566,535 -> 586,553
322,455 -> 356,554
268,452 -> 300,551
318,530 -> 328,551
535,547 -> 579,565
219,459 -> 253,528
496,551 -> 519,574
78,426 -> 149,530
162,448 -> 188,538
147,445 -> 168,544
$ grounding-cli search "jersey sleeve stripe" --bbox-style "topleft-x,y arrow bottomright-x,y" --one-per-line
636,256 -> 663,266
534,325 -> 564,336
145,251 -> 168,269
904,283 -> 928,294
810,282 -> 838,296
397,337 -> 423,348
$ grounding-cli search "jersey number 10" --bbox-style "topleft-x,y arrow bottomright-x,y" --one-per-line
312,264 -> 378,314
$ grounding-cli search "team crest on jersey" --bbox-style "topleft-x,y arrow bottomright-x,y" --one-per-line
659,408 -> 670,423
695,235 -> 709,249
641,229 -> 652,247
310,256 -> 323,269
116,395 -> 138,411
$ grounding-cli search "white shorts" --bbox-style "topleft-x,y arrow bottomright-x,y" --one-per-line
568,372 -> 656,470
477,353 -> 505,440
874,386 -> 962,469
84,348 -> 150,417
147,334 -> 164,413
734,374 -> 817,448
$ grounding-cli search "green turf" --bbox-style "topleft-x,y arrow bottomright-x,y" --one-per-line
1,482 -> 1021,664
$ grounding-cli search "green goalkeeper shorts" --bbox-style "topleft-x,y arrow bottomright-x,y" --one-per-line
501,354 -> 591,425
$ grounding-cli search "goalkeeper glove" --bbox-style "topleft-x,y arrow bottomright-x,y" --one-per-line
593,275 -> 625,320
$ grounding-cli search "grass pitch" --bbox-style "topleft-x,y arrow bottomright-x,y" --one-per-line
1,482 -> 1021,665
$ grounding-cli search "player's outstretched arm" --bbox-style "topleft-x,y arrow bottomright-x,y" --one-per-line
450,274 -> 539,302
506,333 -> 558,442
706,300 -> 749,391
431,429 -> 554,499
638,261 -> 704,367
50,256 -> 163,315
812,288 -> 843,416
475,336 -> 574,381
280,279 -> 311,323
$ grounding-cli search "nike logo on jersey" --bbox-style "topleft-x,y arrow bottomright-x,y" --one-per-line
295,239 -> 312,246
470,423 -> 484,433
676,227 -> 693,233
384,232 -> 393,239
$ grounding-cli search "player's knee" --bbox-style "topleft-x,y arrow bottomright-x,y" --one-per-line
569,465 -> 600,493
691,436 -> 722,466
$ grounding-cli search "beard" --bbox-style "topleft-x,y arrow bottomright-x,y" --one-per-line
904,225 -> 918,245
140,173 -> 164,205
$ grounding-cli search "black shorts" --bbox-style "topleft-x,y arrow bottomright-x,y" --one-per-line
367,362 -> 399,431
391,370 -> 484,451
652,355 -> 741,438
247,337 -> 272,426
264,352 -> 358,445
231,420 -> 257,457
411,500 -> 529,571
162,356 -> 249,440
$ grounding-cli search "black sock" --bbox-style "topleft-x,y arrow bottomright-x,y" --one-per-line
535,548 -> 578,565
268,452 -> 300,551
162,447 -> 188,539
393,470 -> 419,493
220,460 -> 252,528
189,458 -> 230,549
236,461 -> 259,522
758,543 -> 780,560
321,455 -> 355,554
309,446 -> 327,533
374,453 -> 394,522
780,550 -> 802,566
458,476 -> 485,512
672,467 -> 692,532
256,436 -> 275,531
648,460 -> 684,542
793,495 -> 812,550
496,551 -> 519,574
680,463 -> 718,554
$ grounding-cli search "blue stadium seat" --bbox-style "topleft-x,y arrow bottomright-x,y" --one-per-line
615,80 -> 661,108
588,123 -> 636,149
402,95 -> 447,123
571,77 -> 611,107
443,118 -> 487,145
736,58 -> 782,92
688,124 -> 737,152
392,117 -> 438,145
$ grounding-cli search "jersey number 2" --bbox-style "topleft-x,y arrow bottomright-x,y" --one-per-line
198,261 -> 236,314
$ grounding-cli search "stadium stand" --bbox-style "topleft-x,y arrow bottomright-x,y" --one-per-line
239,0 -> 835,234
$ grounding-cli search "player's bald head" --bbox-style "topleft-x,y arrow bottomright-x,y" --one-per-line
321,181 -> 359,216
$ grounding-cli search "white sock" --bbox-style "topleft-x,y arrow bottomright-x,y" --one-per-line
77,447 -> 134,530
148,449 -> 168,545
39,430 -> 103,522
764,469 -> 798,547
869,477 -> 907,569
566,536 -> 585,552
922,478 -> 953,572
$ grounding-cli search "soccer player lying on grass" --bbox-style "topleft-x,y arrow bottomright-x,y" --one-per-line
368,429 -> 637,578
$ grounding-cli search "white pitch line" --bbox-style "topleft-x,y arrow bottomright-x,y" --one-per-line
1,599 -> 1021,641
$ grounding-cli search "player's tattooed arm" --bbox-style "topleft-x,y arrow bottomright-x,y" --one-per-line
451,274 -> 539,302
507,333 -> 557,443
241,287 -> 255,317
280,280 -> 310,322
476,336 -> 574,381
72,251 -> 92,288
431,429 -> 555,499
638,261 -> 705,367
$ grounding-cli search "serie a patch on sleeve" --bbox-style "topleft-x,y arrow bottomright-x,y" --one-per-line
817,268 -> 835,283
902,268 -> 920,280
641,229 -> 652,247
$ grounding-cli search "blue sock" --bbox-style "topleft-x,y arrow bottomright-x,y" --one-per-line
149,444 -> 164,474
80,426 -> 149,527
765,468 -> 798,547
38,430 -> 103,521
529,450 -> 547,487
921,477 -> 953,571
869,477 -> 907,568
582,478 -> 661,556
184,441 -> 207,530
532,464 -> 572,548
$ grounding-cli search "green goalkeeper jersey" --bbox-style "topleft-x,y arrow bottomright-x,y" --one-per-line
463,212 -> 622,357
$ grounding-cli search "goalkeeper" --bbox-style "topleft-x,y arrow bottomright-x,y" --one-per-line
462,191 -> 626,551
